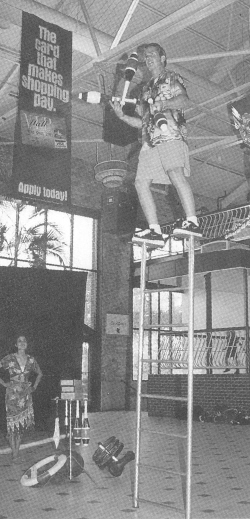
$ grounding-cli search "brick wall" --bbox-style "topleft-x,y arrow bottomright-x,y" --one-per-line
147,374 -> 250,416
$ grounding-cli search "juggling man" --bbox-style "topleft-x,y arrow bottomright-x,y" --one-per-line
110,43 -> 203,246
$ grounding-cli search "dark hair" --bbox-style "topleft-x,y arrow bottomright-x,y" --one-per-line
144,43 -> 167,62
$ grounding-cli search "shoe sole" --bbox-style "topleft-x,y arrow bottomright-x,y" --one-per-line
132,235 -> 165,247
172,228 -> 202,238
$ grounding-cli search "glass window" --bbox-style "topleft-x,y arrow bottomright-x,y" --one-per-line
0,198 -> 98,328
172,292 -> 182,324
46,209 -> 70,267
18,205 -> 46,266
73,215 -> 95,270
0,199 -> 16,264
133,330 -> 150,380
132,286 -> 183,379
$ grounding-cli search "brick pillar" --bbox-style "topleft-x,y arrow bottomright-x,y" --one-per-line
98,227 -> 134,411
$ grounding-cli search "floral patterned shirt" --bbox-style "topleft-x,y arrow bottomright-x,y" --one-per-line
138,69 -> 187,147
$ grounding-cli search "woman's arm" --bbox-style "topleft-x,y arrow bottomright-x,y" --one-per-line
32,364 -> 43,391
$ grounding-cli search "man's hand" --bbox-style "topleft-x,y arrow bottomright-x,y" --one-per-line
109,99 -> 124,119
153,100 -> 163,111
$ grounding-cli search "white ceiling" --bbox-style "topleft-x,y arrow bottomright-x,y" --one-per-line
0,0 -> 250,215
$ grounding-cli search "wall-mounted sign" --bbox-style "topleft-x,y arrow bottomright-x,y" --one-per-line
106,314 -> 129,336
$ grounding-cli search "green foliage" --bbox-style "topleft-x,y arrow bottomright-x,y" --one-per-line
0,200 -> 67,268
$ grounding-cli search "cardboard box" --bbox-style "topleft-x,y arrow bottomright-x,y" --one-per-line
61,392 -> 76,400
61,386 -> 75,392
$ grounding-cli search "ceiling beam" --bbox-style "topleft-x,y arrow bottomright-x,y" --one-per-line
0,0 -> 241,116
79,0 -> 101,57
170,48 -> 250,64
189,135 -> 242,156
221,180 -> 248,208
186,80 -> 250,123
0,107 -> 16,127
210,41 -> 250,84
72,0 -> 238,79
111,0 -> 140,49
0,0 -> 112,55
192,156 -> 244,178
0,64 -> 19,100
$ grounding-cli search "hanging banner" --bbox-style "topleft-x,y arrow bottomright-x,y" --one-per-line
12,11 -> 72,206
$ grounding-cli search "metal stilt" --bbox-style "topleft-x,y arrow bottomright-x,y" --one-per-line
133,235 -> 195,519
186,234 -> 195,519
134,241 -> 147,508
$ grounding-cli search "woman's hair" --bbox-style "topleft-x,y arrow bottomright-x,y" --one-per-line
15,334 -> 27,342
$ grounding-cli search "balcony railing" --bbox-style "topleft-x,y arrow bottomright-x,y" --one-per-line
161,204 -> 250,242
158,328 -> 246,372
133,328 -> 247,379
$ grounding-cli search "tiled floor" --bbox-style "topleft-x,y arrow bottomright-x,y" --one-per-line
0,411 -> 250,519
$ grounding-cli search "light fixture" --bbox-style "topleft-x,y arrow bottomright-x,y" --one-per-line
94,144 -> 128,188
94,160 -> 128,188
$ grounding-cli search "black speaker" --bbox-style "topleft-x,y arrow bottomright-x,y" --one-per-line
101,187 -> 138,235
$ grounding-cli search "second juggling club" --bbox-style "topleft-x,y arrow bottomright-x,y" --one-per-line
120,51 -> 138,106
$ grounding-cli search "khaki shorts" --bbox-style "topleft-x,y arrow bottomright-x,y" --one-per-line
136,139 -> 190,185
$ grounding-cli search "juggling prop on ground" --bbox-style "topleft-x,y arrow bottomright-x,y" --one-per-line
20,449 -> 98,487
20,451 -> 85,487
93,436 -> 135,477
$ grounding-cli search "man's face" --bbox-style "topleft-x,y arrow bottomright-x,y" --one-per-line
144,46 -> 165,73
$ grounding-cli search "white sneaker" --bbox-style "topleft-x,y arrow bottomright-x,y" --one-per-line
173,219 -> 203,238
132,229 -> 166,247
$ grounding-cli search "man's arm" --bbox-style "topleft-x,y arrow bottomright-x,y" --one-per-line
109,99 -> 142,128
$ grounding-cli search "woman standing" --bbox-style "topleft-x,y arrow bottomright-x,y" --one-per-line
0,335 -> 42,461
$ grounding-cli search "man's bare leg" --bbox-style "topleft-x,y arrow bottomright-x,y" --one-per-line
167,167 -> 202,236
167,167 -> 196,220
134,176 -> 165,244
135,176 -> 161,232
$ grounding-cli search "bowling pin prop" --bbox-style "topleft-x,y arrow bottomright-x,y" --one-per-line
81,398 -> 90,447
120,51 -> 138,106
64,399 -> 69,436
53,397 -> 60,449
73,400 -> 81,446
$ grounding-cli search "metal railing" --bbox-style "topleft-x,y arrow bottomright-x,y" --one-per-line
158,328 -> 246,372
199,206 -> 250,241
133,328 -> 247,377
161,204 -> 250,242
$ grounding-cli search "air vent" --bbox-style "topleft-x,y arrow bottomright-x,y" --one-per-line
201,240 -> 250,254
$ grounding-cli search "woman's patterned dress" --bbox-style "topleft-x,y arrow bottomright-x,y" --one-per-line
0,354 -> 40,436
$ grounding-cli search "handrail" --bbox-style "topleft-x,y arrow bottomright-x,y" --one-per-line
133,328 -> 247,377
160,204 -> 250,242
